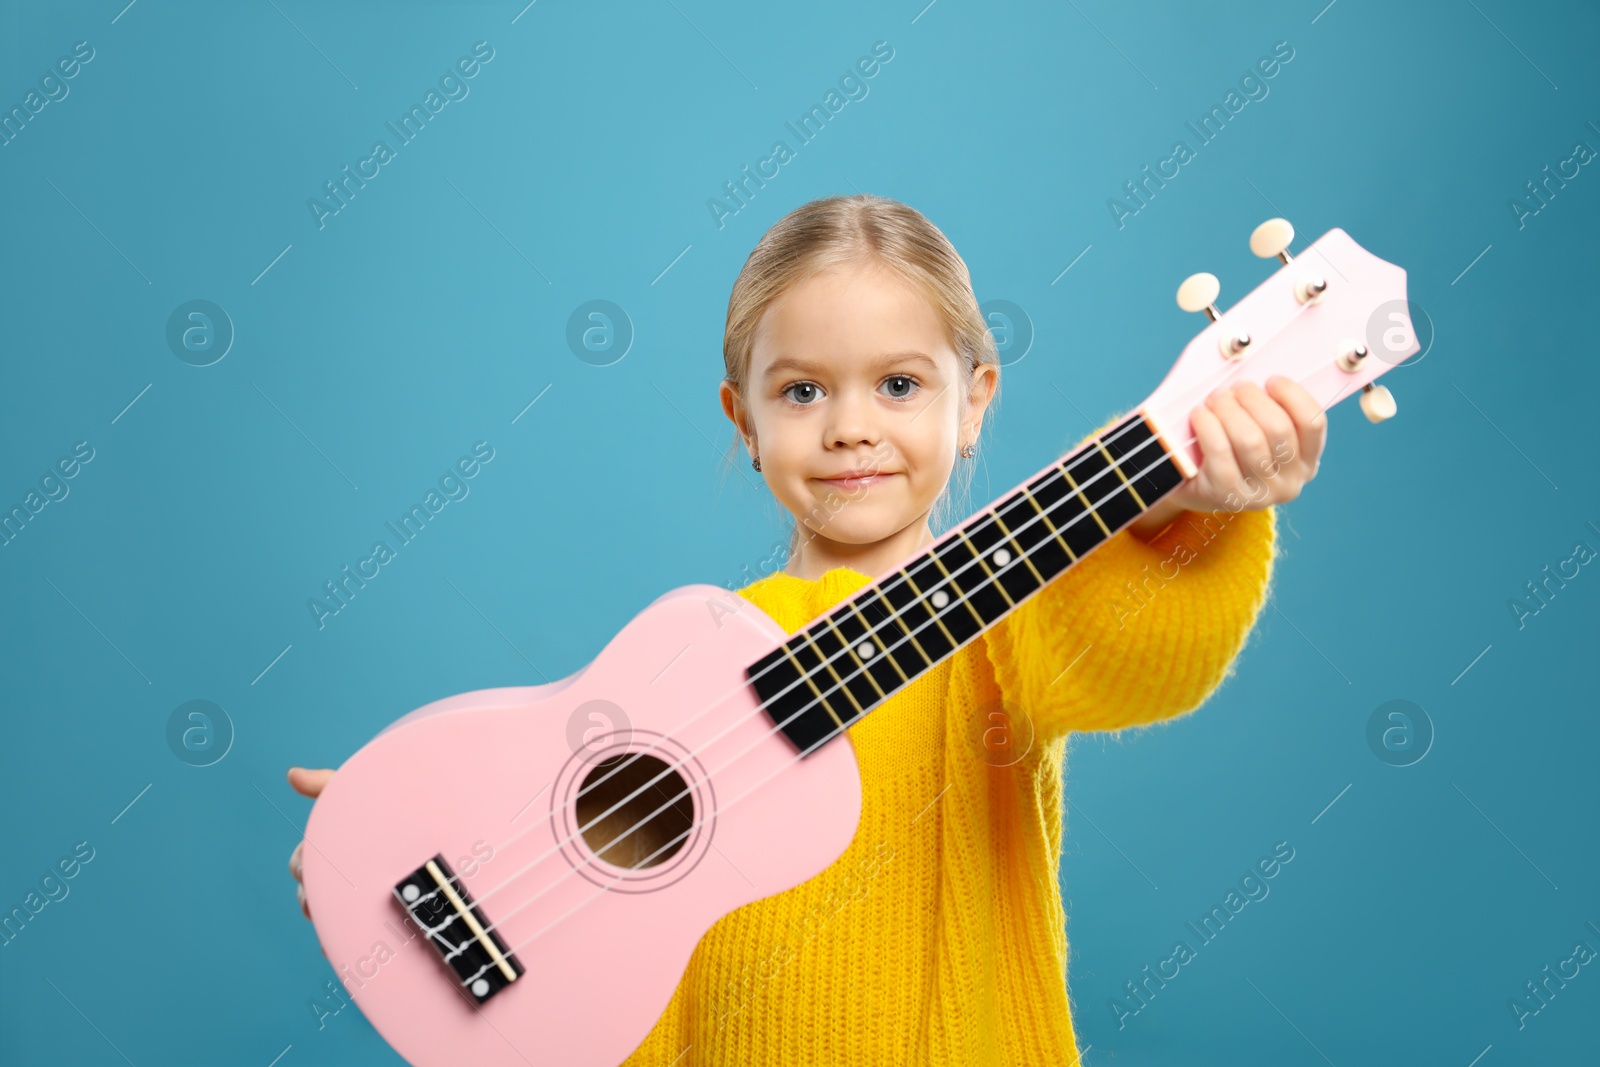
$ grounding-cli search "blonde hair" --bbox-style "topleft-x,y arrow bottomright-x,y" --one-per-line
721,193 -> 1000,556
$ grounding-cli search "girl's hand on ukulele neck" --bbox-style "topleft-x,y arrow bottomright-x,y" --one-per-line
1129,375 -> 1326,541
287,766 -> 336,921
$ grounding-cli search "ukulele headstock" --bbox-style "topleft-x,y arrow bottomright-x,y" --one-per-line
1140,219 -> 1420,479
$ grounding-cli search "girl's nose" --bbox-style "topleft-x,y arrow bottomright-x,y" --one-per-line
825,390 -> 881,450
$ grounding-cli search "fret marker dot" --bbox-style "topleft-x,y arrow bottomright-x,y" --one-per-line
993,548 -> 1011,567
931,590 -> 949,609
857,641 -> 876,659
402,884 -> 420,902
473,979 -> 490,997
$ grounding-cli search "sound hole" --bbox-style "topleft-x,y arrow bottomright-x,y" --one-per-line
575,753 -> 695,869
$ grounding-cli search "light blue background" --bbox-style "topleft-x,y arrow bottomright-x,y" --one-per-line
2,1 -> 1596,1064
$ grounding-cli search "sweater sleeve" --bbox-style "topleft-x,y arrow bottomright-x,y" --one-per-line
979,417 -> 1279,739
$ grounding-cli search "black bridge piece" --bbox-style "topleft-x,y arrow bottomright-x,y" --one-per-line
394,853 -> 524,1005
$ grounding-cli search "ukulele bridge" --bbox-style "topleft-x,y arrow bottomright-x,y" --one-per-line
394,854 -> 525,1004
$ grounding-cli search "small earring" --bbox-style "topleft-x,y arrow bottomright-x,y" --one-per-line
960,442 -> 977,460
751,454 -> 762,472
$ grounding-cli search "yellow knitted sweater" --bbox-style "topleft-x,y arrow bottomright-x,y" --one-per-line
625,459 -> 1279,1065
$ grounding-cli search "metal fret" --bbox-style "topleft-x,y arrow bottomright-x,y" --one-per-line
821,609 -> 904,707
780,644 -> 847,730
897,563 -> 963,657
1061,458 -> 1115,539
796,629 -> 871,727
998,491 -> 1068,578
991,511 -> 1048,588
817,616 -> 889,706
863,584 -> 935,669
928,534 -> 985,627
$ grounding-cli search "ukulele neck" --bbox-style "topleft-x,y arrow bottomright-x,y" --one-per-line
746,410 -> 1188,755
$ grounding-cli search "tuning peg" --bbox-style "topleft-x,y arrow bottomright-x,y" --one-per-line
1176,272 -> 1222,321
1250,218 -> 1296,263
1336,341 -> 1370,372
1360,383 -> 1397,423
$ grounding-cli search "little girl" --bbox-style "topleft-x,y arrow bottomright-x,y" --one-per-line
289,193 -> 1324,1064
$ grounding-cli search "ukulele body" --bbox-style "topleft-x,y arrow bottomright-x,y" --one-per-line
302,582 -> 862,1067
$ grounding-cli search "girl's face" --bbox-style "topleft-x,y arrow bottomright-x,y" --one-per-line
721,258 -> 997,575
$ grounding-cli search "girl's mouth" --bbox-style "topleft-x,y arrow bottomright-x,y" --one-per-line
817,472 -> 896,491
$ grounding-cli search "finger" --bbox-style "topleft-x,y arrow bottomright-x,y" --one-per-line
1265,375 -> 1329,474
1190,397 -> 1242,500
298,882 -> 309,920
287,767 -> 335,799
1205,386 -> 1269,494
289,841 -> 303,881
1230,380 -> 1299,478
1231,380 -> 1296,451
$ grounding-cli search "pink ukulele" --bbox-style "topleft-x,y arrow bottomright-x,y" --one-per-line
301,220 -> 1418,1066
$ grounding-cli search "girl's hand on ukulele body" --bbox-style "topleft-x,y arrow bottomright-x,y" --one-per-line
1129,375 -> 1327,540
287,767 -> 336,920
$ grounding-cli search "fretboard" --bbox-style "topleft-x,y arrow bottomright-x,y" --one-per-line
745,412 -> 1186,755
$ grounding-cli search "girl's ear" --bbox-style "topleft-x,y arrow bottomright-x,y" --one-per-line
719,379 -> 749,434
962,361 -> 999,440
719,378 -> 758,456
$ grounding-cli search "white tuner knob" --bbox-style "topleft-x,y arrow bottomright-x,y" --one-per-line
1177,272 -> 1221,320
1360,383 -> 1397,423
1251,218 -> 1295,262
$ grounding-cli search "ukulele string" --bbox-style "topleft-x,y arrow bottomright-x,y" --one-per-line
523,346 -> 1309,871
457,428 -> 1220,982
418,415 -> 1153,916
438,427 -> 1200,968
425,418 -> 1169,935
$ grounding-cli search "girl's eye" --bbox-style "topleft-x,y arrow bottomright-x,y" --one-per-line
881,375 -> 920,400
780,376 -> 920,406
781,382 -> 822,405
